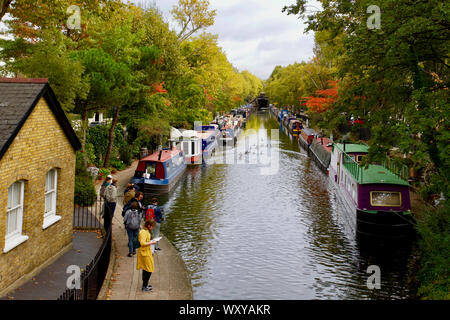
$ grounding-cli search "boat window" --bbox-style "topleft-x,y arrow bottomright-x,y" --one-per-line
192,141 -> 196,155
166,161 -> 171,177
183,141 -> 190,156
146,163 -> 156,176
370,191 -> 402,207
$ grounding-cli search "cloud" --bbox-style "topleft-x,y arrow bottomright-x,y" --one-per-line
137,0 -> 318,79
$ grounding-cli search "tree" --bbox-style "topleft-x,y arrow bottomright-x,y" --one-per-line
284,0 -> 450,199
171,0 -> 217,41
0,0 -> 12,22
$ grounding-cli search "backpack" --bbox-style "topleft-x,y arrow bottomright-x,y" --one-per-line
126,210 -> 141,231
122,200 -> 132,217
99,183 -> 108,198
145,205 -> 156,222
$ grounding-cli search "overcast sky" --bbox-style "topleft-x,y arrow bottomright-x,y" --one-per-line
138,0 -> 318,80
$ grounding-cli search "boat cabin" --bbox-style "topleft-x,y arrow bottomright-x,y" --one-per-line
135,148 -> 185,180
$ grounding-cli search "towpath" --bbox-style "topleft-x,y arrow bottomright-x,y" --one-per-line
98,161 -> 193,300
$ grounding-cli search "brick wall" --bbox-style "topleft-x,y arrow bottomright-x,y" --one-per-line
0,97 -> 76,292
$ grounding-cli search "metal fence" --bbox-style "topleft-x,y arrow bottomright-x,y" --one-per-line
59,196 -> 112,300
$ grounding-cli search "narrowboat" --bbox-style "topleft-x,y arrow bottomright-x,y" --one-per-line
278,109 -> 289,122
219,128 -> 237,148
132,147 -> 187,192
288,119 -> 303,137
329,143 -> 414,238
195,125 -> 219,161
298,127 -> 316,151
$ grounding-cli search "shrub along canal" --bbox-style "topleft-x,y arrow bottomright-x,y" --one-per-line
145,112 -> 419,300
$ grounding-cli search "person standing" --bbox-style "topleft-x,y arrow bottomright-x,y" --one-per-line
123,201 -> 142,257
123,184 -> 136,205
146,198 -> 163,251
104,178 -> 118,229
100,175 -> 112,199
137,220 -> 158,292
122,191 -> 144,218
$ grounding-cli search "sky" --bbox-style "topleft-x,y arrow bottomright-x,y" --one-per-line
137,0 -> 318,80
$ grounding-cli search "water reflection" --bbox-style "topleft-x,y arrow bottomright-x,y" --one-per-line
150,112 -> 417,300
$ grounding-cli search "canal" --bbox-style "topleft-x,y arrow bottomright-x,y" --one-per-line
152,111 -> 418,300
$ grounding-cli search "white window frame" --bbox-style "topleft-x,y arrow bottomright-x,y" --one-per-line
4,181 -> 28,253
43,169 -> 61,229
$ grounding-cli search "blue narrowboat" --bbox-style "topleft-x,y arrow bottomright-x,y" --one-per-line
132,148 -> 187,192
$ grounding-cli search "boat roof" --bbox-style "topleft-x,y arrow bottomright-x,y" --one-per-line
302,128 -> 316,136
335,143 -> 369,154
140,149 -> 181,163
358,164 -> 410,186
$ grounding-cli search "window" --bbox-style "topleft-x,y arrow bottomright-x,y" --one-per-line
43,169 -> 61,229
4,181 -> 28,253
370,191 -> 402,207
356,155 -> 365,163
166,161 -> 171,177
192,141 -> 196,155
183,141 -> 190,156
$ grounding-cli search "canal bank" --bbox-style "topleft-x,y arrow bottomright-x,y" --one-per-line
98,162 -> 193,300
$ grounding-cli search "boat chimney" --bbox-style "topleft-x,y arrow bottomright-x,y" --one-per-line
158,150 -> 162,160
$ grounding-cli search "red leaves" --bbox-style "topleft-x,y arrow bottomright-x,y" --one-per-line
150,82 -> 168,96
300,80 -> 338,113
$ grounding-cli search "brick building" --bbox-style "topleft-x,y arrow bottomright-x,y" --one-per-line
0,78 -> 81,296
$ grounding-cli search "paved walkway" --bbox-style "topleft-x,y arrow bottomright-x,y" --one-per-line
1,230 -> 103,300
101,162 -> 193,300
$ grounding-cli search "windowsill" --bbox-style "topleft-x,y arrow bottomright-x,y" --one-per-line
42,215 -> 62,230
3,235 -> 29,253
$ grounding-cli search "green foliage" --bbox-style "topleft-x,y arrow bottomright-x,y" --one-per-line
74,175 -> 97,206
98,168 -> 111,178
119,144 -> 133,166
110,159 -> 127,171
86,124 -> 127,167
415,203 -> 450,299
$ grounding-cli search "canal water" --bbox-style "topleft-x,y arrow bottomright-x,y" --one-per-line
150,112 -> 418,300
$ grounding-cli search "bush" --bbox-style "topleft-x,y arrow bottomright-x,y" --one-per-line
74,175 -> 97,206
110,159 -> 126,171
415,203 -> 450,299
119,144 -> 133,166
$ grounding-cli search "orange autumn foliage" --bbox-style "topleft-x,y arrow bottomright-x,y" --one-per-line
300,80 -> 338,113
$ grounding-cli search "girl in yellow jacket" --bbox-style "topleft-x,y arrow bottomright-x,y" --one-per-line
137,220 -> 158,291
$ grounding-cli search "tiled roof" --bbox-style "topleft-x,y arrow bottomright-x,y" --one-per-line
0,78 -> 81,160
0,82 -> 47,151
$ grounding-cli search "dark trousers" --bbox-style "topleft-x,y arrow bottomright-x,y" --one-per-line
103,202 -> 116,231
126,228 -> 139,254
142,271 -> 152,288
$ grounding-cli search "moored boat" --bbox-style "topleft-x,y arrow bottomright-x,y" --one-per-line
132,147 -> 187,192
329,143 -> 414,238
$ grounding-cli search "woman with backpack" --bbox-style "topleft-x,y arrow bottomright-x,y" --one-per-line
123,201 -> 143,257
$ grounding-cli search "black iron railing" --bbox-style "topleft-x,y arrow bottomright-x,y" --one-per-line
59,196 -> 112,300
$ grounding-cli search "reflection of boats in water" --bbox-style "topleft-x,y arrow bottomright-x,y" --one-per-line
132,148 -> 186,192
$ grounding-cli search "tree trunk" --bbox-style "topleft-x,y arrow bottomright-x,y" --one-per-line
103,106 -> 121,168
0,0 -> 13,22
81,107 -> 89,167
